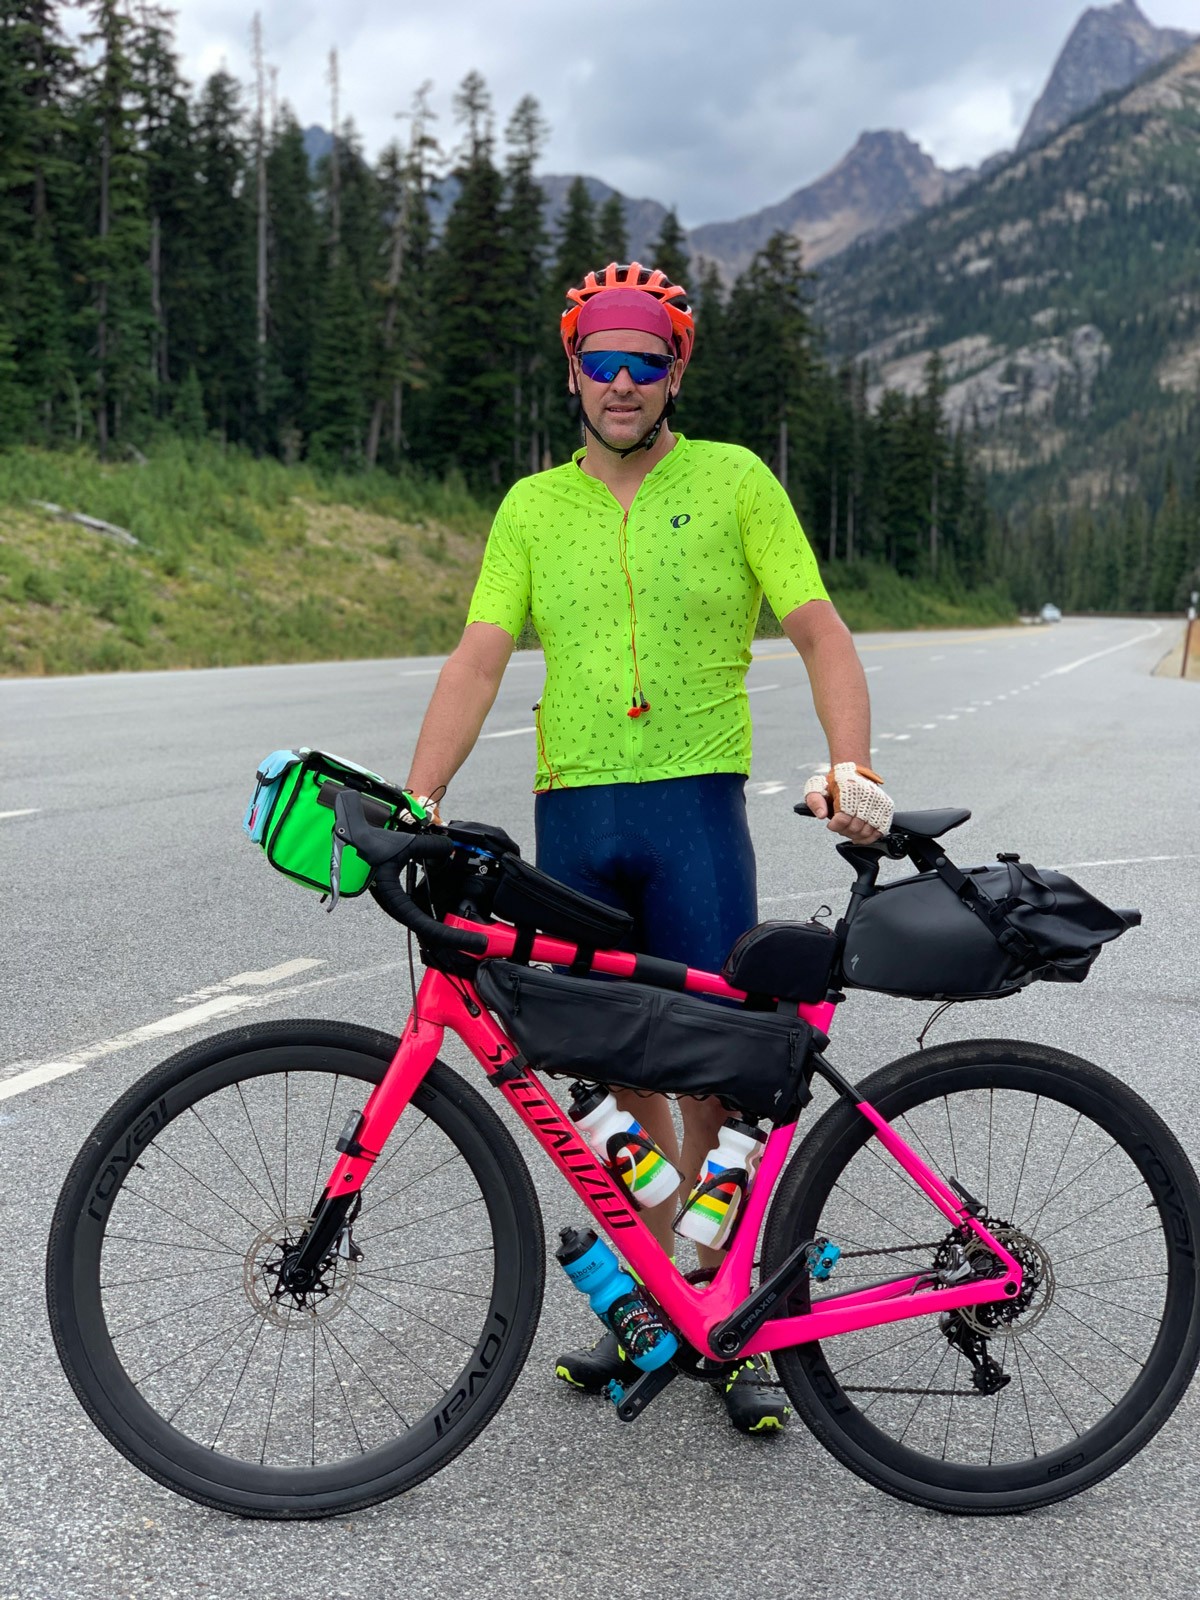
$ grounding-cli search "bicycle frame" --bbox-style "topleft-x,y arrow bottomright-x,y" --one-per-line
318,916 -> 1024,1360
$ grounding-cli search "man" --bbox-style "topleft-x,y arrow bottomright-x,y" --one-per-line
405,262 -> 893,1433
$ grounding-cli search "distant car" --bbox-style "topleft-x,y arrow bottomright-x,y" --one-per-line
1039,603 -> 1062,623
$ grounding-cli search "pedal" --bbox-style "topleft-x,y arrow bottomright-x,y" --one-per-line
605,1360 -> 676,1421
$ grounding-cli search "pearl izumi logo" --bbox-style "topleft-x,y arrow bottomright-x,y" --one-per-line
671,513 -> 691,529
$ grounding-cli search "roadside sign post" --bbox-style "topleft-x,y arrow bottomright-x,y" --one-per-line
1182,592 -> 1199,680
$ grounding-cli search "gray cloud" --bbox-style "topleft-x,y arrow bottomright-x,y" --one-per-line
66,1 -> 1200,225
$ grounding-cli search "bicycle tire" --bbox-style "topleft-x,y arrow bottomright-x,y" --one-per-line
46,1018 -> 545,1519
762,1039 -> 1200,1514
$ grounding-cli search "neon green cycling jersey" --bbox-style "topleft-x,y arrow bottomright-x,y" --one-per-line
466,435 -> 828,791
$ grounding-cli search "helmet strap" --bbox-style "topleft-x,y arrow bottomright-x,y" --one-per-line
580,394 -> 673,460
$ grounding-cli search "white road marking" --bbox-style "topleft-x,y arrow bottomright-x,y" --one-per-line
750,782 -> 786,796
864,666 -> 882,674
937,714 -> 959,721
480,725 -> 535,739
400,668 -> 442,677
1054,853 -> 1200,870
175,957 -> 324,1004
0,809 -> 38,821
1043,623 -> 1162,677
0,959 -> 412,1103
892,733 -> 912,741
929,655 -> 945,661
746,683 -> 779,694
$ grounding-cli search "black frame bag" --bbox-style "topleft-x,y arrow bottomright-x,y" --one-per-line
841,855 -> 1131,1000
474,960 -> 814,1122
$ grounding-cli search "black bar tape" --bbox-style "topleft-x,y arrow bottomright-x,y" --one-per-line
632,954 -> 690,991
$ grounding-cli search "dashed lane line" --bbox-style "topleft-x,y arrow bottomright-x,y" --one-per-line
175,957 -> 324,1004
480,725 -> 535,739
0,958 -> 412,1105
0,809 -> 38,821
1042,623 -> 1162,677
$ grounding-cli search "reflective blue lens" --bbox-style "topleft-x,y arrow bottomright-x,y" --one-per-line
578,349 -> 673,385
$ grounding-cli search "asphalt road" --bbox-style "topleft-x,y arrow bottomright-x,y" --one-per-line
2,617 -> 1199,1600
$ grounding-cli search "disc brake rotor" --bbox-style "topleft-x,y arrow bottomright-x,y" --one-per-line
243,1214 -> 358,1327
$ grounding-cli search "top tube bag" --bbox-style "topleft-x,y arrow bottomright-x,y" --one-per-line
243,747 -> 413,899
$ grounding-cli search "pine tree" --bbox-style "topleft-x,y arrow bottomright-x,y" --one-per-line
0,2 -> 75,439
648,206 -> 689,287
677,257 -> 728,438
423,70 -> 510,484
595,191 -> 627,265
265,108 -> 318,455
501,93 -> 548,478
78,0 -> 153,454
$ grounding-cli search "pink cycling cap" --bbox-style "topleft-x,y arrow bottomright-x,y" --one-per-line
576,288 -> 674,345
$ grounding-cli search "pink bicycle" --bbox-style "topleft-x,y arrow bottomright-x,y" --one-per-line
47,786 -> 1200,1518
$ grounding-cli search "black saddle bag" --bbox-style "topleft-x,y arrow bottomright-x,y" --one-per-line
841,855 -> 1131,1000
474,960 -> 814,1122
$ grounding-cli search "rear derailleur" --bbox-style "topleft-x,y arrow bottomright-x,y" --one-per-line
939,1312 -> 1011,1396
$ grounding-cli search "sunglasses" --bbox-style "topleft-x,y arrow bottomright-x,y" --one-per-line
577,348 -> 674,386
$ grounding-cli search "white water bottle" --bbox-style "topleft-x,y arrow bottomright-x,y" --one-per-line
674,1119 -> 766,1249
567,1083 -> 682,1210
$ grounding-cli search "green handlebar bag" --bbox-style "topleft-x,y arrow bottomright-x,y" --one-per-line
244,747 -> 416,898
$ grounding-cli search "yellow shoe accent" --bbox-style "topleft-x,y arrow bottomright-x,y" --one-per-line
555,1364 -> 587,1389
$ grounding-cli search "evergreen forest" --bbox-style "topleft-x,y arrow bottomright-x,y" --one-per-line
2,1 -> 1198,664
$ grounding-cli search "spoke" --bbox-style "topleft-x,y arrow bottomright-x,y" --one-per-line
1016,1332 -> 1084,1438
895,1338 -> 954,1445
137,1307 -> 260,1391
234,1079 -> 285,1221
102,1263 -> 225,1289
1054,1222 -> 1165,1268
110,1282 -> 242,1344
942,1095 -> 960,1192
186,1101 -> 279,1218
1051,1296 -> 1149,1367
103,1233 -> 237,1257
1020,1110 -> 1082,1237
1009,1094 -> 1041,1223
827,1322 -> 941,1380
211,1317 -> 269,1451
364,1112 -> 431,1189
366,1146 -> 470,1215
353,1271 -> 492,1302
322,1318 -> 413,1431
366,1193 -> 486,1242
350,1279 -> 481,1350
307,1074 -> 343,1219
118,1184 -> 245,1260
340,1297 -> 451,1397
857,1327 -> 947,1418
1012,1340 -> 1039,1458
1028,1175 -> 1148,1247
138,1142 -> 270,1236
829,1179 -> 929,1250
1056,1282 -> 1166,1323
318,1321 -> 367,1456
1024,1327 -> 1119,1411
260,1307 -> 292,1465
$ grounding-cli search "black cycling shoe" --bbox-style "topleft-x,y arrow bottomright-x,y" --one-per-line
720,1355 -> 790,1435
554,1330 -> 635,1394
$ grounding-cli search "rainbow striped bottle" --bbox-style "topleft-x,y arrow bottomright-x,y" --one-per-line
674,1119 -> 767,1249
568,1084 -> 681,1210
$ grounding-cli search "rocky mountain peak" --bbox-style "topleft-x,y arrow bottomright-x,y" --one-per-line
1017,0 -> 1196,151
687,129 -> 972,281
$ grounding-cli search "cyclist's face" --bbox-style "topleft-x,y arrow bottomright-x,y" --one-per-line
573,330 -> 680,450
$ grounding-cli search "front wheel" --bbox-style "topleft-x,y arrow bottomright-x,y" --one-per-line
47,1019 -> 545,1518
762,1040 -> 1200,1514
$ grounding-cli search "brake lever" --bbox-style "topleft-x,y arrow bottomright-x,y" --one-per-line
332,788 -> 423,869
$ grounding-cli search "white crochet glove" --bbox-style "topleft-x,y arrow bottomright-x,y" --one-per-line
804,763 -> 894,834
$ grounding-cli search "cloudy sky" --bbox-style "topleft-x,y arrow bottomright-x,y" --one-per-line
68,1 -> 1200,225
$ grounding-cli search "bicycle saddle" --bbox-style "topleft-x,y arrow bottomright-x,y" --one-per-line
795,802 -> 970,839
889,808 -> 971,838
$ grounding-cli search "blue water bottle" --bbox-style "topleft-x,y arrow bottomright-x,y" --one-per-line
555,1227 -> 678,1372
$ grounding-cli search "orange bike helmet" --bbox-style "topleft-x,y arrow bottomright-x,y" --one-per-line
561,262 -> 695,373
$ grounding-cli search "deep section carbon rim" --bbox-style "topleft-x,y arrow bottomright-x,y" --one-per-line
765,1043 -> 1200,1511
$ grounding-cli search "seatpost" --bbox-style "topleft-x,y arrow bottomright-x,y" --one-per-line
835,841 -> 883,926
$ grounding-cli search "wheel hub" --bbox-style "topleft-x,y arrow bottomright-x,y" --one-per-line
243,1215 -> 358,1327
937,1220 -> 1055,1336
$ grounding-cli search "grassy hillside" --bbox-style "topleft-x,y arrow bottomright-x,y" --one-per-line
0,445 -> 1013,676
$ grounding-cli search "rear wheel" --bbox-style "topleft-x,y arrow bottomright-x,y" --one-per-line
763,1040 -> 1200,1513
47,1019 -> 545,1518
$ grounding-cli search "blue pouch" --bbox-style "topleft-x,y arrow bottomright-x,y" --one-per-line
243,748 -> 306,843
